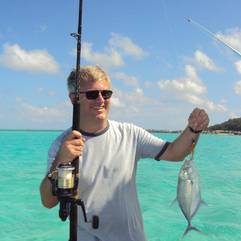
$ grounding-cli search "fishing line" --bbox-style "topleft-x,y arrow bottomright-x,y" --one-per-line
186,17 -> 241,57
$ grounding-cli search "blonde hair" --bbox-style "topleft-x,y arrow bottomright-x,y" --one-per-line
67,65 -> 111,93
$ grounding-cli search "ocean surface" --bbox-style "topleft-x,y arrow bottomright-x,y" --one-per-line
0,130 -> 241,241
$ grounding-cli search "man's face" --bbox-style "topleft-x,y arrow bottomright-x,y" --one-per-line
71,79 -> 112,124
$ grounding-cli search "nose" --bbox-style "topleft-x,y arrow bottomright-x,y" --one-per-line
96,91 -> 105,103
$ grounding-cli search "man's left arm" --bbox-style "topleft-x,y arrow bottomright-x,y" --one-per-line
158,108 -> 209,161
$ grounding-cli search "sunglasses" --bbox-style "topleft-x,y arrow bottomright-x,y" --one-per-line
79,90 -> 113,100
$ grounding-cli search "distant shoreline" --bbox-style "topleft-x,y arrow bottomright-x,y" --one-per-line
0,129 -> 63,132
1,129 -> 241,136
148,129 -> 241,136
147,129 -> 181,134
205,130 -> 241,135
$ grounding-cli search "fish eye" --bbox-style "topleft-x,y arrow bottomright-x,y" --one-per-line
182,171 -> 189,179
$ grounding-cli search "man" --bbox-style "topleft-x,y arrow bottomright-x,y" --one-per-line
40,65 -> 209,241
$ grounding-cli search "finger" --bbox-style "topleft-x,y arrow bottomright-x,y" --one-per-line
72,148 -> 84,157
199,109 -> 208,119
188,108 -> 200,123
190,108 -> 200,117
191,109 -> 207,121
71,138 -> 85,146
189,109 -> 209,130
65,130 -> 82,141
196,115 -> 209,130
72,144 -> 84,152
202,117 -> 210,129
194,109 -> 205,119
195,113 -> 207,125
188,116 -> 199,129
198,111 -> 209,124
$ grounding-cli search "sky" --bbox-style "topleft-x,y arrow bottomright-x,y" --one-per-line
0,0 -> 241,130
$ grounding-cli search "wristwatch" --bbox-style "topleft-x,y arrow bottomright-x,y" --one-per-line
188,126 -> 202,134
47,169 -> 57,182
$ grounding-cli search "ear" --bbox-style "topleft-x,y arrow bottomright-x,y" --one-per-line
69,93 -> 75,104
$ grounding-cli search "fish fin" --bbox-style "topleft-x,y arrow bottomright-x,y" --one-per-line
201,200 -> 208,206
183,224 -> 205,237
170,198 -> 177,207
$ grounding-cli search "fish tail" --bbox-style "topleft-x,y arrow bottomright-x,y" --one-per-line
183,223 -> 203,237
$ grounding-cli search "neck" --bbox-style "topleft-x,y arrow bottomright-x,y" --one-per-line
79,119 -> 108,134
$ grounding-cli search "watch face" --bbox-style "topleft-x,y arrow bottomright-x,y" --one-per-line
47,171 -> 55,181
47,173 -> 52,181
47,169 -> 58,179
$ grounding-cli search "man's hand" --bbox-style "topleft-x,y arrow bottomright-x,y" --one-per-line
56,130 -> 85,164
40,130 -> 85,209
188,108 -> 209,132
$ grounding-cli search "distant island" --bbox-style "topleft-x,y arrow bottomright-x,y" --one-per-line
148,117 -> 241,135
207,117 -> 241,135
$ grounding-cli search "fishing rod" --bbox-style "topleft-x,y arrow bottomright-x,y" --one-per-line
186,17 -> 241,57
50,1 -> 99,241
69,0 -> 84,240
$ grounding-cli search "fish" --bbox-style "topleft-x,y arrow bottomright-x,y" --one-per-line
176,157 -> 204,236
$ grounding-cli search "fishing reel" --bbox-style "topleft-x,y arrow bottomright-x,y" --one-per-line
49,162 -> 99,229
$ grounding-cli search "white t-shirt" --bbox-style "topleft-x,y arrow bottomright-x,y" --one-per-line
47,120 -> 167,241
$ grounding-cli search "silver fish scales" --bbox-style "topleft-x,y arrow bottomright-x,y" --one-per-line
177,156 -> 205,236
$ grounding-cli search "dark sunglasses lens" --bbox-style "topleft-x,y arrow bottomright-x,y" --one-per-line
86,91 -> 99,99
101,90 -> 113,99
85,90 -> 113,100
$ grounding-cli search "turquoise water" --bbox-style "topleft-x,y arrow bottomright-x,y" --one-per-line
0,130 -> 241,241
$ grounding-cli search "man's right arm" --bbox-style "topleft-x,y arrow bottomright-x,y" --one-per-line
40,159 -> 59,208
40,130 -> 84,209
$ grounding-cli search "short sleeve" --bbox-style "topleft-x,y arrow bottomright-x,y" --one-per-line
46,128 -> 71,173
134,125 -> 167,160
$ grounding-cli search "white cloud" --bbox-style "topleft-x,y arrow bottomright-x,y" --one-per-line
111,87 -> 158,115
37,87 -> 56,97
109,87 -> 195,130
157,65 -> 226,112
235,60 -> 241,74
194,50 -> 219,71
220,98 -> 227,104
158,65 -> 206,95
111,72 -> 139,87
111,96 -> 124,108
82,42 -> 124,68
215,28 -> 241,55
130,88 -> 144,99
16,97 -> 67,121
144,81 -> 155,88
234,80 -> 241,95
109,33 -> 147,59
228,111 -> 238,119
0,43 -> 59,74
75,33 -> 147,68
183,94 -> 227,112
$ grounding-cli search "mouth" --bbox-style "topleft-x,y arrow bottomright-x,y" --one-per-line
92,105 -> 105,112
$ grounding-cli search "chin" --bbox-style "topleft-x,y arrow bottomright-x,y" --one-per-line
93,109 -> 108,119
95,114 -> 107,121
